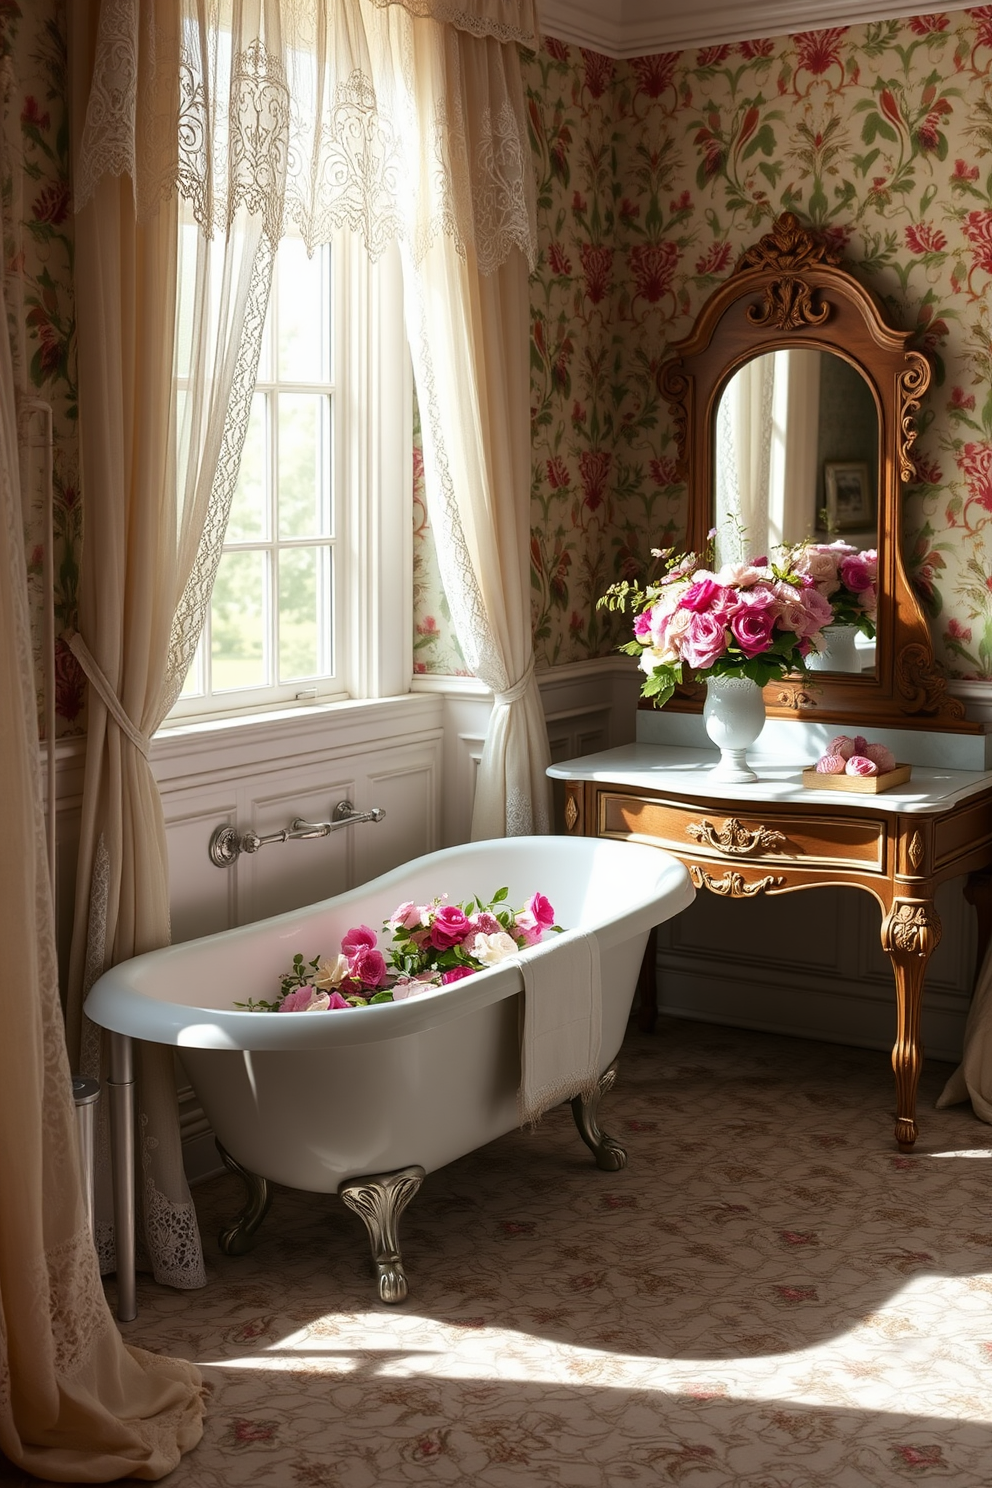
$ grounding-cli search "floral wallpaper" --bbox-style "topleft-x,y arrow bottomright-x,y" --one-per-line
2,0 -> 82,733
8,4 -> 992,698
417,7 -> 992,681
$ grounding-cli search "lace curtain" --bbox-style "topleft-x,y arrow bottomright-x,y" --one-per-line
0,85 -> 204,1483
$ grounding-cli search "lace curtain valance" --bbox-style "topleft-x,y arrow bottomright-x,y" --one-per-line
73,0 -> 537,273
369,0 -> 539,48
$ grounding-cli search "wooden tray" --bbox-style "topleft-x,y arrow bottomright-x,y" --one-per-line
801,763 -> 912,794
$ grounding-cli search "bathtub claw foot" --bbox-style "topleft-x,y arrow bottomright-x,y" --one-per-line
339,1165 -> 425,1304
571,1061 -> 627,1172
216,1142 -> 272,1255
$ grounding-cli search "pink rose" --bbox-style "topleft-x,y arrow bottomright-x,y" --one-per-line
680,578 -> 726,613
734,584 -> 777,611
280,987 -> 317,1011
633,609 -> 653,640
327,991 -> 351,1009
429,904 -> 473,949
680,611 -> 728,670
846,755 -> 878,776
730,606 -> 775,658
464,910 -> 501,939
441,966 -> 475,985
828,734 -> 856,760
347,945 -> 388,987
342,924 -> 377,954
815,753 -> 847,774
514,894 -> 555,947
793,588 -> 834,637
840,556 -> 874,592
388,901 -> 423,931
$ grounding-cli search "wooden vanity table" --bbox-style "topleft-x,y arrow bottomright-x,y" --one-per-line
561,212 -> 992,1151
549,741 -> 992,1150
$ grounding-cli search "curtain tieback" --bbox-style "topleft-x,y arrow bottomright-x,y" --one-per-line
493,657 -> 535,709
65,630 -> 150,759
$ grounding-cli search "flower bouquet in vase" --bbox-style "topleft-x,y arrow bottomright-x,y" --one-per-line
784,540 -> 877,673
599,543 -> 835,783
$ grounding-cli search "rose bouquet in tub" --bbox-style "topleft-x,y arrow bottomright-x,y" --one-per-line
235,888 -> 560,1012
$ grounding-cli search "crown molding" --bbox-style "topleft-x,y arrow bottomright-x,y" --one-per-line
536,0 -> 973,56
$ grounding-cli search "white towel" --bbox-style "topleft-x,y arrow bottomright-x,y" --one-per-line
515,929 -> 602,1127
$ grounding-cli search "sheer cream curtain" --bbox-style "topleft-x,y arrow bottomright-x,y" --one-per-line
0,180 -> 204,1488
714,356 -> 774,565
68,0 -> 285,1288
70,0 -> 545,1279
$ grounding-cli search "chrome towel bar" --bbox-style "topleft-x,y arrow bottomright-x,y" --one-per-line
209,799 -> 385,868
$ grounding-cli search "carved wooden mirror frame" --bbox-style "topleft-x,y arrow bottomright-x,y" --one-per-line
658,211 -> 968,732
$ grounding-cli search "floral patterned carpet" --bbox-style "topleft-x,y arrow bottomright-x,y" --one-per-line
12,1017 -> 992,1485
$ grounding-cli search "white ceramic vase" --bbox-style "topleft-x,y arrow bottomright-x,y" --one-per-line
703,674 -> 766,783
807,623 -> 861,674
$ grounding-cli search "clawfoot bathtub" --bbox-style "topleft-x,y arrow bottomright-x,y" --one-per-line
86,836 -> 693,1304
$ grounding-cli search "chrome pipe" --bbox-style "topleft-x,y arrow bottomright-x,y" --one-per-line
108,1032 -> 136,1323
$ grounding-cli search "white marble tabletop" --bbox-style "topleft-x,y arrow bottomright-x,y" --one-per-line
547,743 -> 992,816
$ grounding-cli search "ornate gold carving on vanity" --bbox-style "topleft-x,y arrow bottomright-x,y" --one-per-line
689,865 -> 785,897
897,353 -> 932,482
774,684 -> 817,711
895,643 -> 965,720
746,277 -> 830,330
564,792 -> 579,832
734,211 -> 843,275
685,817 -> 786,856
907,830 -> 925,871
735,212 -> 841,331
884,900 -> 942,958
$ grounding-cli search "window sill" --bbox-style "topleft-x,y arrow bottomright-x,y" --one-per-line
150,691 -> 446,786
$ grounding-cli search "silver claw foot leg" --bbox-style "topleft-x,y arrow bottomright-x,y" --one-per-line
216,1141 -> 272,1255
339,1165 -> 425,1304
571,1060 -> 627,1171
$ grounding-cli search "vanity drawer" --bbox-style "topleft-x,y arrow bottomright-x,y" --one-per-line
596,790 -> 887,872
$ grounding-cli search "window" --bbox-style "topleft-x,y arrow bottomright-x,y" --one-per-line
169,228 -> 412,725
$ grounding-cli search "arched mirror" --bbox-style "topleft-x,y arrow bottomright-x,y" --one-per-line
714,347 -> 880,677
659,212 -> 966,731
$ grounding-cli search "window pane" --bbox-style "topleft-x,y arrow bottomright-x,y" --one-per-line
211,549 -> 268,690
277,238 -> 329,382
278,546 -> 331,681
278,393 -> 331,538
179,633 -> 205,698
227,392 -> 267,541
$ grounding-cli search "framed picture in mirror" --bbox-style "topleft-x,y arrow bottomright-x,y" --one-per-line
824,461 -> 873,532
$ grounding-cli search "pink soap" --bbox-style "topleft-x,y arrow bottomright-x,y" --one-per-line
827,734 -> 856,760
845,754 -> 878,777
815,753 -> 847,775
863,741 -> 896,773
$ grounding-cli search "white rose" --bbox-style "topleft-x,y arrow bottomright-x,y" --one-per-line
314,953 -> 350,989
467,930 -> 519,966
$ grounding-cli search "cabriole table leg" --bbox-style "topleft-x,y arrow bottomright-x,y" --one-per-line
881,897 -> 942,1151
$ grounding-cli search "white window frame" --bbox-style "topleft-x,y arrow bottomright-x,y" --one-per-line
163,233 -> 412,729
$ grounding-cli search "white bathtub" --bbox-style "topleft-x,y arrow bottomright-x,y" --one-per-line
86,836 -> 693,1301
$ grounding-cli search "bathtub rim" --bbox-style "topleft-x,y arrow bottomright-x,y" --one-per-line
84,837 -> 694,1051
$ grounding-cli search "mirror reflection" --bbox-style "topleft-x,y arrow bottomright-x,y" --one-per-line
714,349 -> 879,675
